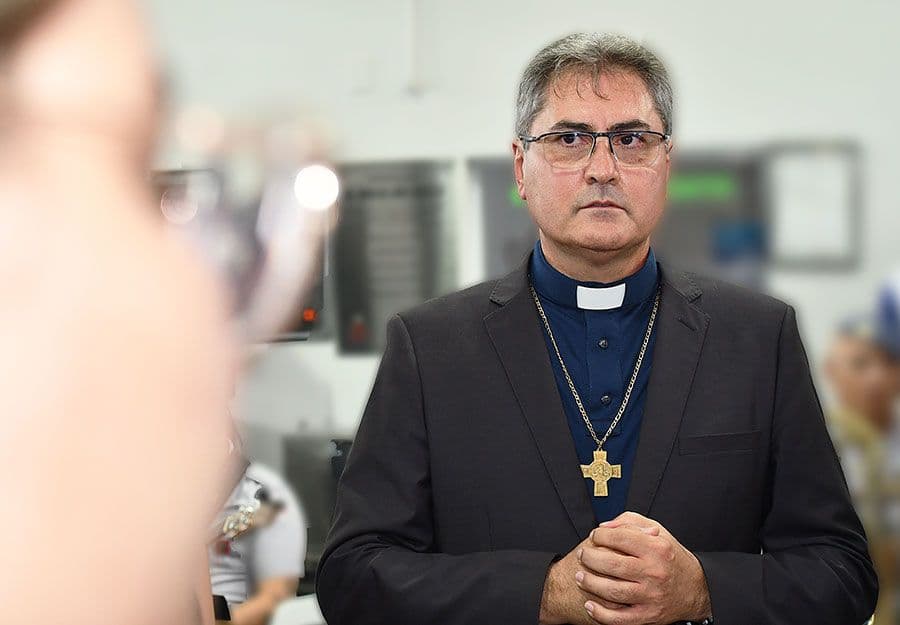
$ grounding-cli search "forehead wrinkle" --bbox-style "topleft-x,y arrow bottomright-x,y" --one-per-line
550,66 -> 637,104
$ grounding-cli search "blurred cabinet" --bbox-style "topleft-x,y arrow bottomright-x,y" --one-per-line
334,161 -> 456,354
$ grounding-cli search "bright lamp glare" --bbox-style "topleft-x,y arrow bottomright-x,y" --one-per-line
293,165 -> 339,211
160,190 -> 199,225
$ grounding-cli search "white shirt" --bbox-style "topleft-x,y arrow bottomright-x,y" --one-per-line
209,462 -> 306,605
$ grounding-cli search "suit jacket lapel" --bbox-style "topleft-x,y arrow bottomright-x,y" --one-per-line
483,257 -> 596,540
625,267 -> 709,515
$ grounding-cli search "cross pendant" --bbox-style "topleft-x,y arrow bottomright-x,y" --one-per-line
580,449 -> 622,497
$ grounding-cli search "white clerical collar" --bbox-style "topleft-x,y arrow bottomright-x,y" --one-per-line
576,283 -> 627,310
530,242 -> 658,311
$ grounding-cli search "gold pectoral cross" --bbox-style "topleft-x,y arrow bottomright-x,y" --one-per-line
581,449 -> 622,497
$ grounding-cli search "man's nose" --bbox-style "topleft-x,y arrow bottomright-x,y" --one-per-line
583,137 -> 619,185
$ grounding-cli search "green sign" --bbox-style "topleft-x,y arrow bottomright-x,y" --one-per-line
668,173 -> 737,203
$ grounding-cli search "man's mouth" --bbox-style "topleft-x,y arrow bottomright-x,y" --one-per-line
581,200 -> 624,210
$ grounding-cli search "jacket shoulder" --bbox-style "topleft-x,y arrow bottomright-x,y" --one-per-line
395,277 -> 501,331
675,270 -> 791,321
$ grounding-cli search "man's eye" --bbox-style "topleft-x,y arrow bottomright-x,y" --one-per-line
551,132 -> 588,147
616,133 -> 647,148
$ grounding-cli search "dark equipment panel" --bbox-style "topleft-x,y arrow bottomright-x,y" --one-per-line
334,161 -> 453,354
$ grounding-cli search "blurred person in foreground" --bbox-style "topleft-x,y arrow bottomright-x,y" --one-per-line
210,460 -> 306,625
318,33 -> 877,625
0,0 -> 239,623
825,314 -> 900,625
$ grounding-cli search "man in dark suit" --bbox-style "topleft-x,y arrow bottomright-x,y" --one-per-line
316,33 -> 878,625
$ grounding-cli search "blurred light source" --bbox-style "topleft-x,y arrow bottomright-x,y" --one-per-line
294,164 -> 339,212
159,188 -> 199,224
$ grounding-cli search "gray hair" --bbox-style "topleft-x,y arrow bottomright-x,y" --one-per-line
515,33 -> 673,137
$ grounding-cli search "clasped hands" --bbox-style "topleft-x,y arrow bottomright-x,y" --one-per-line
539,511 -> 712,625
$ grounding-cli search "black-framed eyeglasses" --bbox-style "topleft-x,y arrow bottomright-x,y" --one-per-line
518,130 -> 671,169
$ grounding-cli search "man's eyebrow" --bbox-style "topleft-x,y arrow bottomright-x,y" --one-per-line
607,119 -> 652,132
546,120 -> 595,132
543,118 -> 655,133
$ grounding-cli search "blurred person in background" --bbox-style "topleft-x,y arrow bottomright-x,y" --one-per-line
879,269 -> 900,396
825,314 -> 900,624
210,460 -> 306,625
0,0 -> 240,623
826,315 -> 899,479
878,270 -> 900,624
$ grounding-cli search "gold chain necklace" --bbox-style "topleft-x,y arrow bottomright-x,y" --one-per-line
530,282 -> 660,497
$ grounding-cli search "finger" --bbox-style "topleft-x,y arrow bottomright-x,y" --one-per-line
581,588 -> 629,611
584,600 -> 653,625
590,525 -> 658,558
608,523 -> 659,536
597,523 -> 659,538
601,511 -> 650,525
600,512 -> 660,534
593,597 -> 629,611
575,569 -> 644,606
580,546 -> 644,582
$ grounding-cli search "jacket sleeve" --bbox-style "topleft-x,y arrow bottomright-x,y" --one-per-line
316,314 -> 558,625
694,305 -> 878,625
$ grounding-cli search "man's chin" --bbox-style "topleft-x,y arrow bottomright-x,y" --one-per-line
565,232 -> 639,256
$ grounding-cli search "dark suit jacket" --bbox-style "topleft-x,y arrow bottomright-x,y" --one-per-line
317,258 -> 878,625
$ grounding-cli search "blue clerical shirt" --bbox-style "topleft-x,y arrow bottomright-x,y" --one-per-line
530,241 -> 659,523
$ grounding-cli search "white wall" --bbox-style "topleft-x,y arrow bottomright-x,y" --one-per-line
144,0 -> 900,441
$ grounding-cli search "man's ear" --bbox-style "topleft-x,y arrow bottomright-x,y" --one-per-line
512,140 -> 526,201
665,138 -> 674,171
